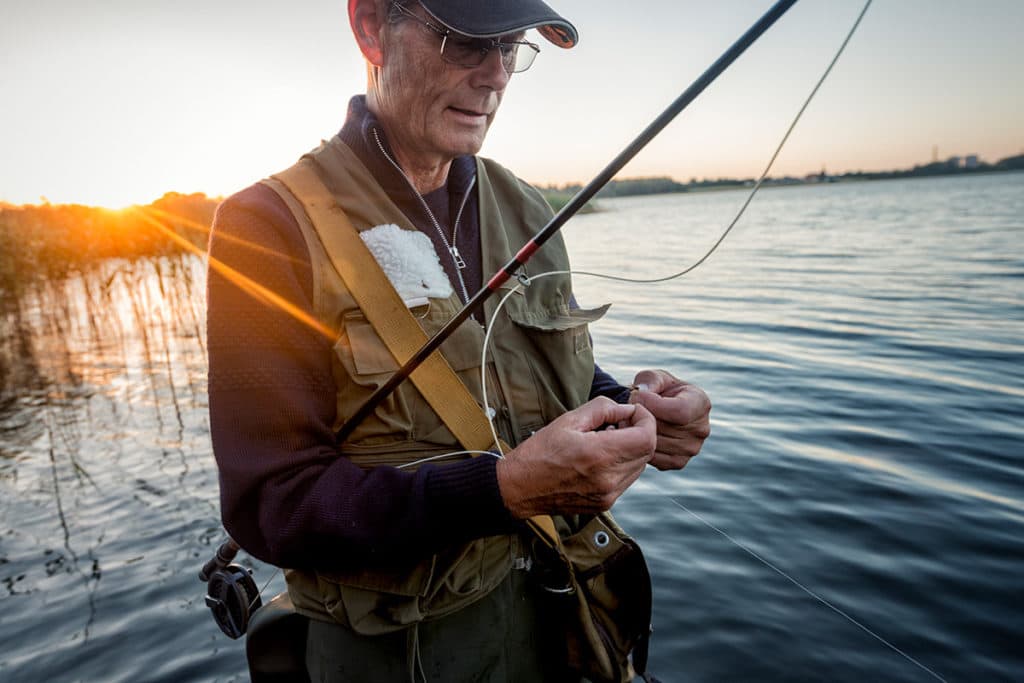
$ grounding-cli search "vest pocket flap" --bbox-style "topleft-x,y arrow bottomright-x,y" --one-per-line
346,307 -> 485,376
313,556 -> 437,634
346,318 -> 400,375
319,554 -> 436,597
508,303 -> 610,332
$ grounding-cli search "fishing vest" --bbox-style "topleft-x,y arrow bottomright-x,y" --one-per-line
263,136 -> 607,634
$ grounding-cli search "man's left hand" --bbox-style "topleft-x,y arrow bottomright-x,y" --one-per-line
628,369 -> 711,470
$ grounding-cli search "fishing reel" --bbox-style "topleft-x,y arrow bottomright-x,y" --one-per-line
199,538 -> 262,639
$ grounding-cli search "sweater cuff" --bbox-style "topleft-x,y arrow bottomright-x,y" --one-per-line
425,453 -> 519,541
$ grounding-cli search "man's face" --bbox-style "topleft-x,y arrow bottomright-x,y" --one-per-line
374,7 -> 515,168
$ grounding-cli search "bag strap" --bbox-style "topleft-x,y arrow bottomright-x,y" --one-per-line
271,160 -> 564,549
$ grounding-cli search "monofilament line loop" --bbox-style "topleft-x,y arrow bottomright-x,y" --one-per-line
475,2 -> 946,679
396,450 -> 503,470
334,0 -> 804,442
570,0 -> 876,287
668,499 -> 947,682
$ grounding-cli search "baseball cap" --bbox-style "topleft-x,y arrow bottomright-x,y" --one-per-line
416,0 -> 578,48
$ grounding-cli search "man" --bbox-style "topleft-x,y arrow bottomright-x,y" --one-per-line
207,0 -> 711,680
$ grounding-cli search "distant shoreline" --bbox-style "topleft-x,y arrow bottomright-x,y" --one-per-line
629,166 -> 1024,196
2,155 -> 1021,213
538,153 -> 1024,206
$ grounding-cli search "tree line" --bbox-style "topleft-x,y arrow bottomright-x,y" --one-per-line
0,192 -> 217,299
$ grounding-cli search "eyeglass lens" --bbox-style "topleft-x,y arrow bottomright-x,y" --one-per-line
442,35 -> 537,73
390,2 -> 539,73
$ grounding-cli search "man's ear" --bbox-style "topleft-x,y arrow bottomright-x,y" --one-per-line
349,0 -> 386,66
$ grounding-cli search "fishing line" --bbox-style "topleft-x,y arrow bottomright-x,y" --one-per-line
668,499 -> 948,682
241,451 -> 506,612
474,4 -> 945,680
477,2 -> 945,678
482,0 -> 874,452
571,0 -> 874,287
335,0 -> 805,442
252,569 -> 280,612
396,449 -> 503,469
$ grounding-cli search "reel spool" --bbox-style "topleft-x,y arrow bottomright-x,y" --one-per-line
199,539 -> 262,639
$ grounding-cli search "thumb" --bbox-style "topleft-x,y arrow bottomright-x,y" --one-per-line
631,369 -> 673,397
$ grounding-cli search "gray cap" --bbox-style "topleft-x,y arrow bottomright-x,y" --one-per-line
417,0 -> 578,48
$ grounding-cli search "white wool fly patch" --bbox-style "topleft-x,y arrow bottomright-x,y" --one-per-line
359,223 -> 453,305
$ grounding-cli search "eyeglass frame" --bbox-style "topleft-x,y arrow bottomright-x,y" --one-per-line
388,2 -> 541,74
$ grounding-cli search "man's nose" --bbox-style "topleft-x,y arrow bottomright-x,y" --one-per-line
471,47 -> 512,90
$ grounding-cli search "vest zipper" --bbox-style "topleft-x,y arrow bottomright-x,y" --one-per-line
372,128 -> 476,306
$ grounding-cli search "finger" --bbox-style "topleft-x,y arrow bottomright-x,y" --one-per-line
586,406 -> 657,462
631,388 -> 701,425
586,430 -> 655,464
624,401 -> 658,431
649,452 -> 693,471
631,369 -> 674,395
654,416 -> 711,441
654,432 -> 705,459
564,397 -> 637,432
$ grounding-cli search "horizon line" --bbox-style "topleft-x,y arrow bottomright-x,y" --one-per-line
2,152 -> 1021,211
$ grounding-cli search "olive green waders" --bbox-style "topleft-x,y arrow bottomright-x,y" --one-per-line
304,567 -> 576,682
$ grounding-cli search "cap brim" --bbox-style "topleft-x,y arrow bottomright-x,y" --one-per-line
418,0 -> 578,48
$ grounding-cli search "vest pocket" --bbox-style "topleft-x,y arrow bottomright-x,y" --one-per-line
346,317 -> 399,374
503,300 -> 609,425
289,535 -> 516,635
312,555 -> 436,634
333,313 -> 414,441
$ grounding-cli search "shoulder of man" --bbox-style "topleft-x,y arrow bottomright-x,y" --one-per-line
207,181 -> 316,289
212,183 -> 298,240
476,156 -> 555,219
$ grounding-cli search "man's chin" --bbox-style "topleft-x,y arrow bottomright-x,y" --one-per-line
444,135 -> 487,159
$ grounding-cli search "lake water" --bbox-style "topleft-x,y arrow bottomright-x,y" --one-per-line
1,172 -> 1022,682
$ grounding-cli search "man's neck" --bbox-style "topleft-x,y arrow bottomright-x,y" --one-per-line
386,144 -> 451,195
366,93 -> 452,195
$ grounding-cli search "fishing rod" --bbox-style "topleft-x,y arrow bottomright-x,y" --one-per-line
337,0 -> 800,442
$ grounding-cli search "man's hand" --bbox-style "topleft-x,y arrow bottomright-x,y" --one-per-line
495,397 -> 657,519
629,369 -> 711,471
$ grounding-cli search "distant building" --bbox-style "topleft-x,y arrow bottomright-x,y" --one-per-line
804,167 -> 833,183
964,155 -> 979,169
946,156 -> 962,169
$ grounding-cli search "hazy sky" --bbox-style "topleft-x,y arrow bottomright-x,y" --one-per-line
1,0 -> 1021,207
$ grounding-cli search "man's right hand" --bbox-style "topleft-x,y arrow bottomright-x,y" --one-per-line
495,397 -> 657,519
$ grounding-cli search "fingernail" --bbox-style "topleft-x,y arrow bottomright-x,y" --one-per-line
635,383 -> 649,393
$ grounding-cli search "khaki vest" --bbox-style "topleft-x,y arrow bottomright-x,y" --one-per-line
264,137 -> 606,633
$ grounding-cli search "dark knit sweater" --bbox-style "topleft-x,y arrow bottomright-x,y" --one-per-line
207,96 -> 628,570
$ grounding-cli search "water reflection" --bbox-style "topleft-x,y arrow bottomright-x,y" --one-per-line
0,255 -> 257,681
1,174 -> 1021,681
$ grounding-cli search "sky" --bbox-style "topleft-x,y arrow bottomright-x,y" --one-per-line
1,0 -> 1021,208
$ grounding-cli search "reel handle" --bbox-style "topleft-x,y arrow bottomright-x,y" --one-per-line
199,538 -> 240,582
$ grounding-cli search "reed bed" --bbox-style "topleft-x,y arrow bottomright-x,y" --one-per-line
0,193 -> 215,406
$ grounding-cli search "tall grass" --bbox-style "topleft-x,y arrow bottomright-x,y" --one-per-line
0,193 -> 215,402
0,193 -> 215,298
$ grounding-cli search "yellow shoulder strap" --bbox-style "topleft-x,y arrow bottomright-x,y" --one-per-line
271,160 -> 563,548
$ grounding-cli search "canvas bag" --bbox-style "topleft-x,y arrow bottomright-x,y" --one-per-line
274,160 -> 655,683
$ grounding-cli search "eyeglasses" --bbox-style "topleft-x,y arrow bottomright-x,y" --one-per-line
389,2 -> 541,74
